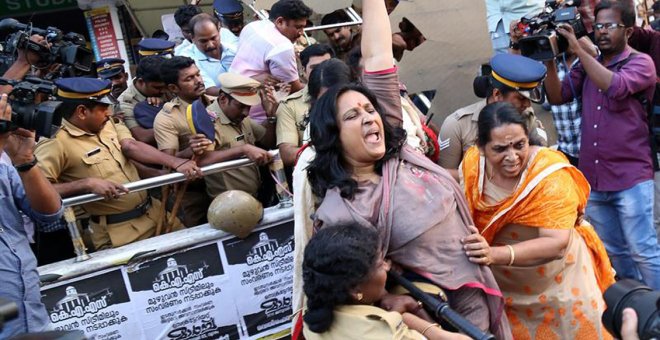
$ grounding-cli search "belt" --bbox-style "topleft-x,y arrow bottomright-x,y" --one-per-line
90,199 -> 152,225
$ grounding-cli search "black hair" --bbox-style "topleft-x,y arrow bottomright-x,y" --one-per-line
320,9 -> 351,25
473,75 -> 515,99
160,56 -> 196,86
346,46 -> 362,79
654,1 -> 660,12
136,56 -> 165,82
57,99 -> 102,119
302,224 -> 380,333
300,44 -> 335,69
595,0 -> 636,27
307,84 -> 406,199
269,0 -> 312,21
476,102 -> 529,147
307,58 -> 353,104
189,13 -> 219,37
174,5 -> 203,29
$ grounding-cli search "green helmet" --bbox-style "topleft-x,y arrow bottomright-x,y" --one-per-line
207,190 -> 263,238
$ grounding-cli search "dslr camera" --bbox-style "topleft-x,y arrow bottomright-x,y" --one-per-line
518,0 -> 588,61
0,76 -> 62,138
602,279 -> 660,340
0,18 -> 93,77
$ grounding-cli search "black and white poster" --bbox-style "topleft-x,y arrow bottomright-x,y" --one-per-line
126,243 -> 241,340
221,222 -> 294,338
41,268 -> 141,339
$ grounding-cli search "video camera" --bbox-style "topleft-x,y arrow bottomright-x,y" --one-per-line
0,76 -> 62,138
518,0 -> 587,61
602,279 -> 660,340
0,18 -> 93,77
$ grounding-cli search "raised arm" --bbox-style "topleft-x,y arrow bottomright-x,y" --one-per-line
362,0 -> 394,72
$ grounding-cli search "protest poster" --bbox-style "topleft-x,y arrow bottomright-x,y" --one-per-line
41,268 -> 141,339
126,243 -> 241,340
221,222 -> 295,338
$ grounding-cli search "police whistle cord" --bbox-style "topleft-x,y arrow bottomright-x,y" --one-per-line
387,271 -> 496,340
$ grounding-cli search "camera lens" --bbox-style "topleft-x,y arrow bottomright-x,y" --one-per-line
602,279 -> 660,339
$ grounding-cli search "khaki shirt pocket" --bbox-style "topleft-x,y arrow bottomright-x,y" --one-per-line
81,153 -> 110,178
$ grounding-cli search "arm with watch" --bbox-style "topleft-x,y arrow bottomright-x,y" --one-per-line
0,93 -> 62,216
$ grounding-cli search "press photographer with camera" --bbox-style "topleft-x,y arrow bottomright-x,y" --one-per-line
0,18 -> 93,85
0,93 -> 64,338
509,18 -> 597,167
544,0 -> 660,290
1,34 -> 50,95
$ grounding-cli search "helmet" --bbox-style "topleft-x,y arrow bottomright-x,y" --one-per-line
207,190 -> 263,238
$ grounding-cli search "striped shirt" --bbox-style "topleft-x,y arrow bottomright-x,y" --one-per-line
550,58 -> 582,158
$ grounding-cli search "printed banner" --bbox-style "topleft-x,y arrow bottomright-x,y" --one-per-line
84,6 -> 121,60
41,268 -> 142,339
40,221 -> 294,340
126,243 -> 241,340
221,222 -> 295,338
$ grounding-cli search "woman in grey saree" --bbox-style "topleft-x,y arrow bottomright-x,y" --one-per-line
295,0 -> 511,338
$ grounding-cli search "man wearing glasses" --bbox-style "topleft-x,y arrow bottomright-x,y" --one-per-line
545,0 -> 660,290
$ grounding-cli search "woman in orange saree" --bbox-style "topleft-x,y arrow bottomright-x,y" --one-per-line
459,102 -> 615,339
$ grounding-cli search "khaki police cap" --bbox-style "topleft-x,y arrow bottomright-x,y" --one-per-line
218,73 -> 261,107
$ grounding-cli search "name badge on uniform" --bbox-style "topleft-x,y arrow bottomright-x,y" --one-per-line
235,134 -> 245,142
86,147 -> 101,157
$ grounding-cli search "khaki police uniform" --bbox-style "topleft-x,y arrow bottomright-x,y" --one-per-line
117,82 -> 148,130
152,96 -> 213,227
35,119 -> 181,250
437,99 -> 547,170
302,305 -> 425,340
276,87 -> 310,147
205,100 -> 266,198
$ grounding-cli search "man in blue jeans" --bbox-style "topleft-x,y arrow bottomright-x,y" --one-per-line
544,0 -> 660,289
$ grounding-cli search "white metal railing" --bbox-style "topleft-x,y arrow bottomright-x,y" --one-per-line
61,151 -> 279,263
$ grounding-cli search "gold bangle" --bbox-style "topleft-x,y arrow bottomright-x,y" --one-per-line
421,323 -> 439,336
506,244 -> 515,266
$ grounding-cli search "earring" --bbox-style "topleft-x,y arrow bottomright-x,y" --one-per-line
356,292 -> 363,301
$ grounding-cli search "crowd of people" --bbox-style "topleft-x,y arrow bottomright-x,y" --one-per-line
0,0 -> 659,338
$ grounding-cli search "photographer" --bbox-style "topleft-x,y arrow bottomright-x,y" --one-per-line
0,93 -> 63,338
1,34 -> 50,94
544,0 -> 660,289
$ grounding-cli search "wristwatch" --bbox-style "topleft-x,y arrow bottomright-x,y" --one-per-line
15,156 -> 38,173
267,116 -> 277,124
509,40 -> 520,50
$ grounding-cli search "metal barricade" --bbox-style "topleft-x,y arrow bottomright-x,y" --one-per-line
57,151 -> 280,263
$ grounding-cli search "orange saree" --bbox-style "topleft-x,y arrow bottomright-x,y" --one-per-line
461,146 -> 615,340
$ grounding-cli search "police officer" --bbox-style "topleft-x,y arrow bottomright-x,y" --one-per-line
213,0 -> 245,38
34,78 -> 201,250
438,53 -> 548,178
153,56 -> 215,226
276,44 -> 333,166
96,58 -> 128,100
190,72 -> 275,199
137,38 -> 176,59
118,56 -> 169,145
